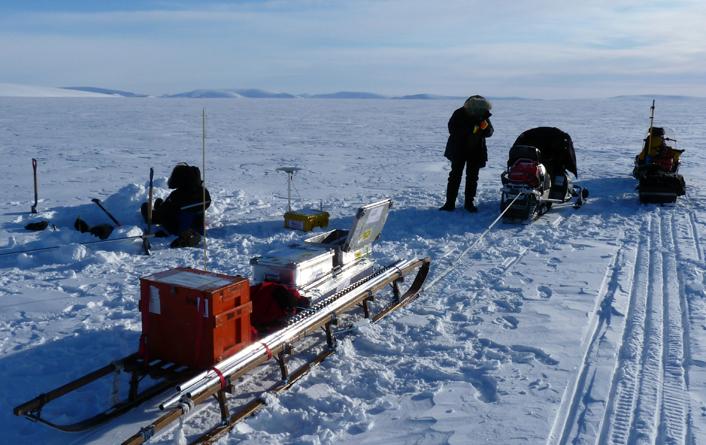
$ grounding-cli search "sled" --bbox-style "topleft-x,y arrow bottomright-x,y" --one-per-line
13,199 -> 431,444
633,102 -> 686,204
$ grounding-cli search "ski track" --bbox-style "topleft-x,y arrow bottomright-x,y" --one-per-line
675,206 -> 706,444
602,214 -> 653,445
552,230 -> 634,445
592,206 -> 699,445
658,210 -> 688,445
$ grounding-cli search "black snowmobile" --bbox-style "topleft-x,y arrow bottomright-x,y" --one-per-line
633,126 -> 685,204
500,127 -> 588,221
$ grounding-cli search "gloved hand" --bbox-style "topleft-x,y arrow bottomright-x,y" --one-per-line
473,120 -> 489,134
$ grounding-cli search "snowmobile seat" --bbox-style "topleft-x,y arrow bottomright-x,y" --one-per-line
507,144 -> 542,167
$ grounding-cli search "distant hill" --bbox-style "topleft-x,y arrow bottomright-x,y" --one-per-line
309,91 -> 387,99
488,96 -> 537,101
164,88 -> 295,98
394,94 -> 463,100
394,94 -> 535,101
62,86 -> 147,97
0,83 -> 116,98
164,89 -> 242,98
236,88 -> 295,99
0,83 -> 563,100
610,94 -> 699,100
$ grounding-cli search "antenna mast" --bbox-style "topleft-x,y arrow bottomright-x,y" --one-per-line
647,99 -> 655,157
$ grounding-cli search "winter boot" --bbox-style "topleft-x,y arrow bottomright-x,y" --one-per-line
439,202 -> 455,211
74,217 -> 90,233
464,201 -> 478,213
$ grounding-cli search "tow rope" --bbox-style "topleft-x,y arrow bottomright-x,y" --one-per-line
426,192 -> 525,290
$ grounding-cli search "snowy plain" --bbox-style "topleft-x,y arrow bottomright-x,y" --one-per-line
0,96 -> 705,445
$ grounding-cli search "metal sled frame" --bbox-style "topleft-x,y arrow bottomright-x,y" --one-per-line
501,178 -> 587,222
13,354 -> 197,432
122,257 -> 430,445
639,189 -> 678,204
637,173 -> 681,204
13,258 -> 430,444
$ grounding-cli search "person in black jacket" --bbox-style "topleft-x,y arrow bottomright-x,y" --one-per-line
141,163 -> 211,247
440,95 -> 493,212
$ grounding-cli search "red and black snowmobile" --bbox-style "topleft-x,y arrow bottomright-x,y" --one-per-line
500,127 -> 588,221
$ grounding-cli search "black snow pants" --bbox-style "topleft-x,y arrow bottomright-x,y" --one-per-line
445,158 -> 480,206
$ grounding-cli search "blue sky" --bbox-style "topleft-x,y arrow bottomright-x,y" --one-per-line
1,0 -> 704,98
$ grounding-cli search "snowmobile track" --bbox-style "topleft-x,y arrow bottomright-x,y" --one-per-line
597,210 -> 695,445
550,235 -> 634,445
673,209 -> 706,444
686,210 -> 703,263
657,211 -> 689,445
601,215 -> 655,445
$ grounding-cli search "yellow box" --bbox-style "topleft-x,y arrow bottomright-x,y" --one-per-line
284,209 -> 330,232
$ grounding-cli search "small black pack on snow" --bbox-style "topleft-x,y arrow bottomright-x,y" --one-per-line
25,220 -> 49,231
74,217 -> 114,240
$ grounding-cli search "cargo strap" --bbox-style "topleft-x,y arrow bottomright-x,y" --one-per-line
261,342 -> 273,360
211,366 -> 227,390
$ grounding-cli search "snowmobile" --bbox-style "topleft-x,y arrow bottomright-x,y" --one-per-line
13,199 -> 430,444
500,127 -> 588,221
633,126 -> 685,204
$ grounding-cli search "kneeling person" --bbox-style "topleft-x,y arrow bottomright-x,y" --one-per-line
142,163 -> 211,248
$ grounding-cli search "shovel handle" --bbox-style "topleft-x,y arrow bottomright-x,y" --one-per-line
31,158 -> 38,213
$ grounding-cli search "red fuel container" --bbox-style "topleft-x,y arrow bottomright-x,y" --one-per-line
138,268 -> 252,369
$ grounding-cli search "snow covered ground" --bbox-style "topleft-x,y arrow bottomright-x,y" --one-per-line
1,97 -> 705,444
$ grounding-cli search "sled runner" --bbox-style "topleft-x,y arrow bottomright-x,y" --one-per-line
500,127 -> 588,221
13,199 -> 430,444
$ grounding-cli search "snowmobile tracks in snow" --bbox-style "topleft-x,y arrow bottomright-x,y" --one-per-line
550,209 -> 704,445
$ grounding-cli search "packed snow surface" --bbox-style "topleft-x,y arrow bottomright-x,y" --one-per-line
1,97 -> 705,444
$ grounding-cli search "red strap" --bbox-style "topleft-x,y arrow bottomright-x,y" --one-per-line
261,342 -> 273,359
211,366 -> 227,389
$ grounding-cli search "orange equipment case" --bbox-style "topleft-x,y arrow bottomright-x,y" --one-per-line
138,268 -> 252,369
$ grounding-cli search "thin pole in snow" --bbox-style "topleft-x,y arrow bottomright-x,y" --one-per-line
202,108 -> 208,271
